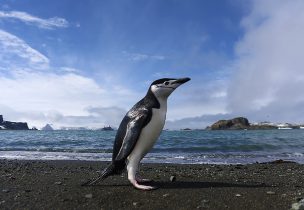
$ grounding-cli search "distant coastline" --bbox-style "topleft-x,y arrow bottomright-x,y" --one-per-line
206,117 -> 304,130
2,114 -> 304,131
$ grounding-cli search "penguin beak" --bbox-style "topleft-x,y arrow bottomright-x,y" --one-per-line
172,77 -> 191,85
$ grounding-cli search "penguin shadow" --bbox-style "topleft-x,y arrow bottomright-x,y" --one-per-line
83,180 -> 269,189
154,181 -> 270,189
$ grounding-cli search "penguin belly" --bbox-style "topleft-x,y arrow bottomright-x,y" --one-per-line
128,108 -> 166,161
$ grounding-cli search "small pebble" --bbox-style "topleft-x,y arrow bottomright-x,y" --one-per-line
267,191 -> 275,195
163,193 -> 170,197
133,202 -> 138,206
170,176 -> 176,182
85,193 -> 93,199
54,181 -> 62,185
2,189 -> 10,193
235,194 -> 242,197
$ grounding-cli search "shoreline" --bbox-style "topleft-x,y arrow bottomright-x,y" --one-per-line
1,160 -> 304,209
1,150 -> 304,165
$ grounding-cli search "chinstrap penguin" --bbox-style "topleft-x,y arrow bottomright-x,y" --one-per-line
84,77 -> 190,190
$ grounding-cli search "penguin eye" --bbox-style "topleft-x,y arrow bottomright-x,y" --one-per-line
164,81 -> 169,86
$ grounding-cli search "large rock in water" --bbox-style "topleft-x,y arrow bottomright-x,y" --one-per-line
0,115 -> 29,130
210,117 -> 250,130
1,121 -> 29,130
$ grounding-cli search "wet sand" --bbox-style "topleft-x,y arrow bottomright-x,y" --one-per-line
0,159 -> 303,210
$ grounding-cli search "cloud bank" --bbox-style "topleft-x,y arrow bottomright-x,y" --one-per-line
167,0 -> 304,128
227,0 -> 304,123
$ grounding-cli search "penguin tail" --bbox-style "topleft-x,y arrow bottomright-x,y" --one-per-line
100,163 -> 116,179
81,163 -> 116,186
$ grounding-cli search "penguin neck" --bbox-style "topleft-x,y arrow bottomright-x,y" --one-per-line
145,89 -> 168,110
155,95 -> 168,112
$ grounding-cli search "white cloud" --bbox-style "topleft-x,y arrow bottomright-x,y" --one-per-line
86,106 -> 127,126
227,0 -> 304,123
0,29 -> 49,70
0,10 -> 69,29
0,72 -> 103,113
166,78 -> 228,121
0,71 -> 139,128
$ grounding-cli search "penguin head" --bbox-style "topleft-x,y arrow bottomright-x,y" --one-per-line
150,77 -> 191,98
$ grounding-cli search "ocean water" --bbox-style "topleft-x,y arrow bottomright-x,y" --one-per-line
0,129 -> 304,164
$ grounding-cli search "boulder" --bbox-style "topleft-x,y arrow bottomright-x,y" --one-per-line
2,121 -> 29,130
210,117 -> 250,130
0,115 -> 29,130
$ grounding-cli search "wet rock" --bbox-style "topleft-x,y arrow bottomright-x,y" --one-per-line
235,165 -> 242,169
269,159 -> 296,164
2,189 -> 10,193
202,199 -> 210,204
85,194 -> 93,199
163,193 -> 170,197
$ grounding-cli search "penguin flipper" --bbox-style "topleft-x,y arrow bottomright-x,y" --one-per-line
114,110 -> 149,162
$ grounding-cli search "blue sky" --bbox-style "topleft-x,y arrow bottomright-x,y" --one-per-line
1,0 -> 304,129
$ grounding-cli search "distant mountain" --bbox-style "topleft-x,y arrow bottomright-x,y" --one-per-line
41,124 -> 54,131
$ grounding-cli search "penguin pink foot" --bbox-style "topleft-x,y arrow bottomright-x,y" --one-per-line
130,179 -> 157,190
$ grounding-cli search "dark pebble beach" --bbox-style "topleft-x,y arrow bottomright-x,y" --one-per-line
1,159 -> 303,210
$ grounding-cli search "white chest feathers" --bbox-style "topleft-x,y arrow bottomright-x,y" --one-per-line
129,100 -> 167,161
